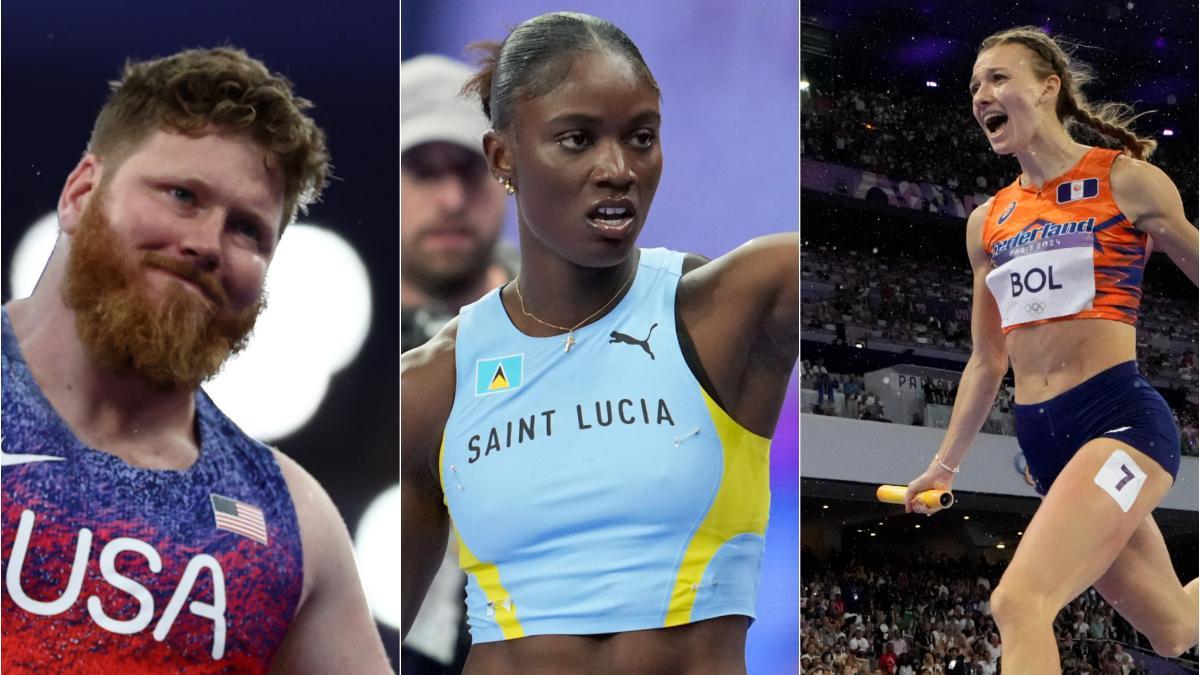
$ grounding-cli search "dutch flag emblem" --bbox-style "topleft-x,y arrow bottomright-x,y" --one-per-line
1056,177 -> 1099,204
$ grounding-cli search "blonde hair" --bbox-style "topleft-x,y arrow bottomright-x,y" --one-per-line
89,46 -> 330,228
980,27 -> 1156,160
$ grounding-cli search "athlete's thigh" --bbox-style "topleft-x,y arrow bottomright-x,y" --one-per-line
1091,514 -> 1190,634
997,437 -> 1173,608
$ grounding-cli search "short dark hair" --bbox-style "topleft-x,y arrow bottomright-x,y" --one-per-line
463,12 -> 659,131
89,46 -> 331,228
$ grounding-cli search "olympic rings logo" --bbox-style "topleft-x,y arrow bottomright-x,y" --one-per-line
1025,302 -> 1046,314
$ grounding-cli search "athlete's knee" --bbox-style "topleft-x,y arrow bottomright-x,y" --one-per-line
1149,623 -> 1199,658
990,582 -> 1055,628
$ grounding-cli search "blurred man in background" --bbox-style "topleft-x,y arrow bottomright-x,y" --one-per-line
400,54 -> 515,674
401,55 -> 515,353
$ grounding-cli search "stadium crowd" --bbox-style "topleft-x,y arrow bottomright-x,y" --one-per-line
801,88 -> 1199,221
801,548 -> 1187,674
800,244 -> 1200,456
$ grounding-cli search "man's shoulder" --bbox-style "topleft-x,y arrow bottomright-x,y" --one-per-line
269,448 -> 347,600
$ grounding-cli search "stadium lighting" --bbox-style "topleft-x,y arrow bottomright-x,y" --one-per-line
963,515 -> 970,520
822,504 -> 829,509
1162,129 -> 1175,136
354,484 -> 400,629
800,80 -> 810,91
925,80 -> 938,88
996,543 -> 1006,549
10,212 -> 60,299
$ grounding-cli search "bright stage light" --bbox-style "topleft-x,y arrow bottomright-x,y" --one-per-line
354,484 -> 401,629
9,212 -> 60,299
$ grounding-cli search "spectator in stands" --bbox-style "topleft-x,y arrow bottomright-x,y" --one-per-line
1112,643 -> 1133,674
879,642 -> 899,674
981,632 -> 1001,666
801,85 -> 1198,222
851,627 -> 872,656
944,646 -> 967,674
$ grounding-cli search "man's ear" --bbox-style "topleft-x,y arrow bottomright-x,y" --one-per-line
58,155 -> 104,234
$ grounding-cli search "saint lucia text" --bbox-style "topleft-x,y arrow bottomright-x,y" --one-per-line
466,397 -> 677,463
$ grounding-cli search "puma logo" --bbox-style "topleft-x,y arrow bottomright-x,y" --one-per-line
609,323 -> 658,359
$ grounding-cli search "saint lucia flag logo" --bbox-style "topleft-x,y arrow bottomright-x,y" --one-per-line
1055,177 -> 1099,204
475,354 -> 524,396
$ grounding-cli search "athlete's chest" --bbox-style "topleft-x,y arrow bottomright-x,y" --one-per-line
0,417 -> 301,671
443,319 -> 724,559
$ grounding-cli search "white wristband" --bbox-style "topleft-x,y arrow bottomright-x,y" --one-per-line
937,459 -> 960,474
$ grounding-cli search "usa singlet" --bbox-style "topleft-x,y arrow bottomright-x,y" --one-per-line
1,310 -> 303,673
442,248 -> 771,642
982,147 -> 1148,333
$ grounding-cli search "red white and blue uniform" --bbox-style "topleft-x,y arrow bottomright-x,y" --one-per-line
1,308 -> 303,673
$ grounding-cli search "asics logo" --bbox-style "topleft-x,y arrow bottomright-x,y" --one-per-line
997,200 -> 1017,225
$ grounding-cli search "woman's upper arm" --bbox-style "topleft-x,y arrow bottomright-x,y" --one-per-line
400,327 -> 457,637
965,203 -> 1008,368
676,233 -> 797,435
679,232 -> 799,352
1111,156 -> 1199,285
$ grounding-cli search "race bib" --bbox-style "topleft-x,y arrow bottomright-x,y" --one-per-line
985,234 -> 1095,328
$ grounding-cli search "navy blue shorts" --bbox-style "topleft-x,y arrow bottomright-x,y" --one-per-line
1012,361 -> 1180,496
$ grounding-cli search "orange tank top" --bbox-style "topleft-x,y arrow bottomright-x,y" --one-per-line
981,147 -> 1147,334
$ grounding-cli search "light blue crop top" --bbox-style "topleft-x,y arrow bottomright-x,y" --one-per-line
441,248 -> 771,642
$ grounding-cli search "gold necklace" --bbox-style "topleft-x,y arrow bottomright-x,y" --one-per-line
514,266 -> 636,353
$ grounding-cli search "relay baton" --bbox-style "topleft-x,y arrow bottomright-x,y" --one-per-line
876,484 -> 954,511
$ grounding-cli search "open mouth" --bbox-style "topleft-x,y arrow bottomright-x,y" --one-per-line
586,203 -> 636,239
983,111 -> 1009,136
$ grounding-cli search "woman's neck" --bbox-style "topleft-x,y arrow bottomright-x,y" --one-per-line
509,233 -> 639,333
1014,125 -> 1089,190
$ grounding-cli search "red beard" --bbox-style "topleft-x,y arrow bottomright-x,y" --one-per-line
62,193 -> 264,390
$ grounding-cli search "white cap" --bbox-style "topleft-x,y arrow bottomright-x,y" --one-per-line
401,55 -> 489,154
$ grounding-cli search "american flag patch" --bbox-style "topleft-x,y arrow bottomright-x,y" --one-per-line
210,494 -> 268,545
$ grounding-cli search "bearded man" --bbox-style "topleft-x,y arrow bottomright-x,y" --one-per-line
1,47 -> 391,674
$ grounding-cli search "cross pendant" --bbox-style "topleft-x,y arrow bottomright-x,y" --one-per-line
563,334 -> 576,353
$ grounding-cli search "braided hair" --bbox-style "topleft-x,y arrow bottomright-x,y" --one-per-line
980,27 -> 1156,160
